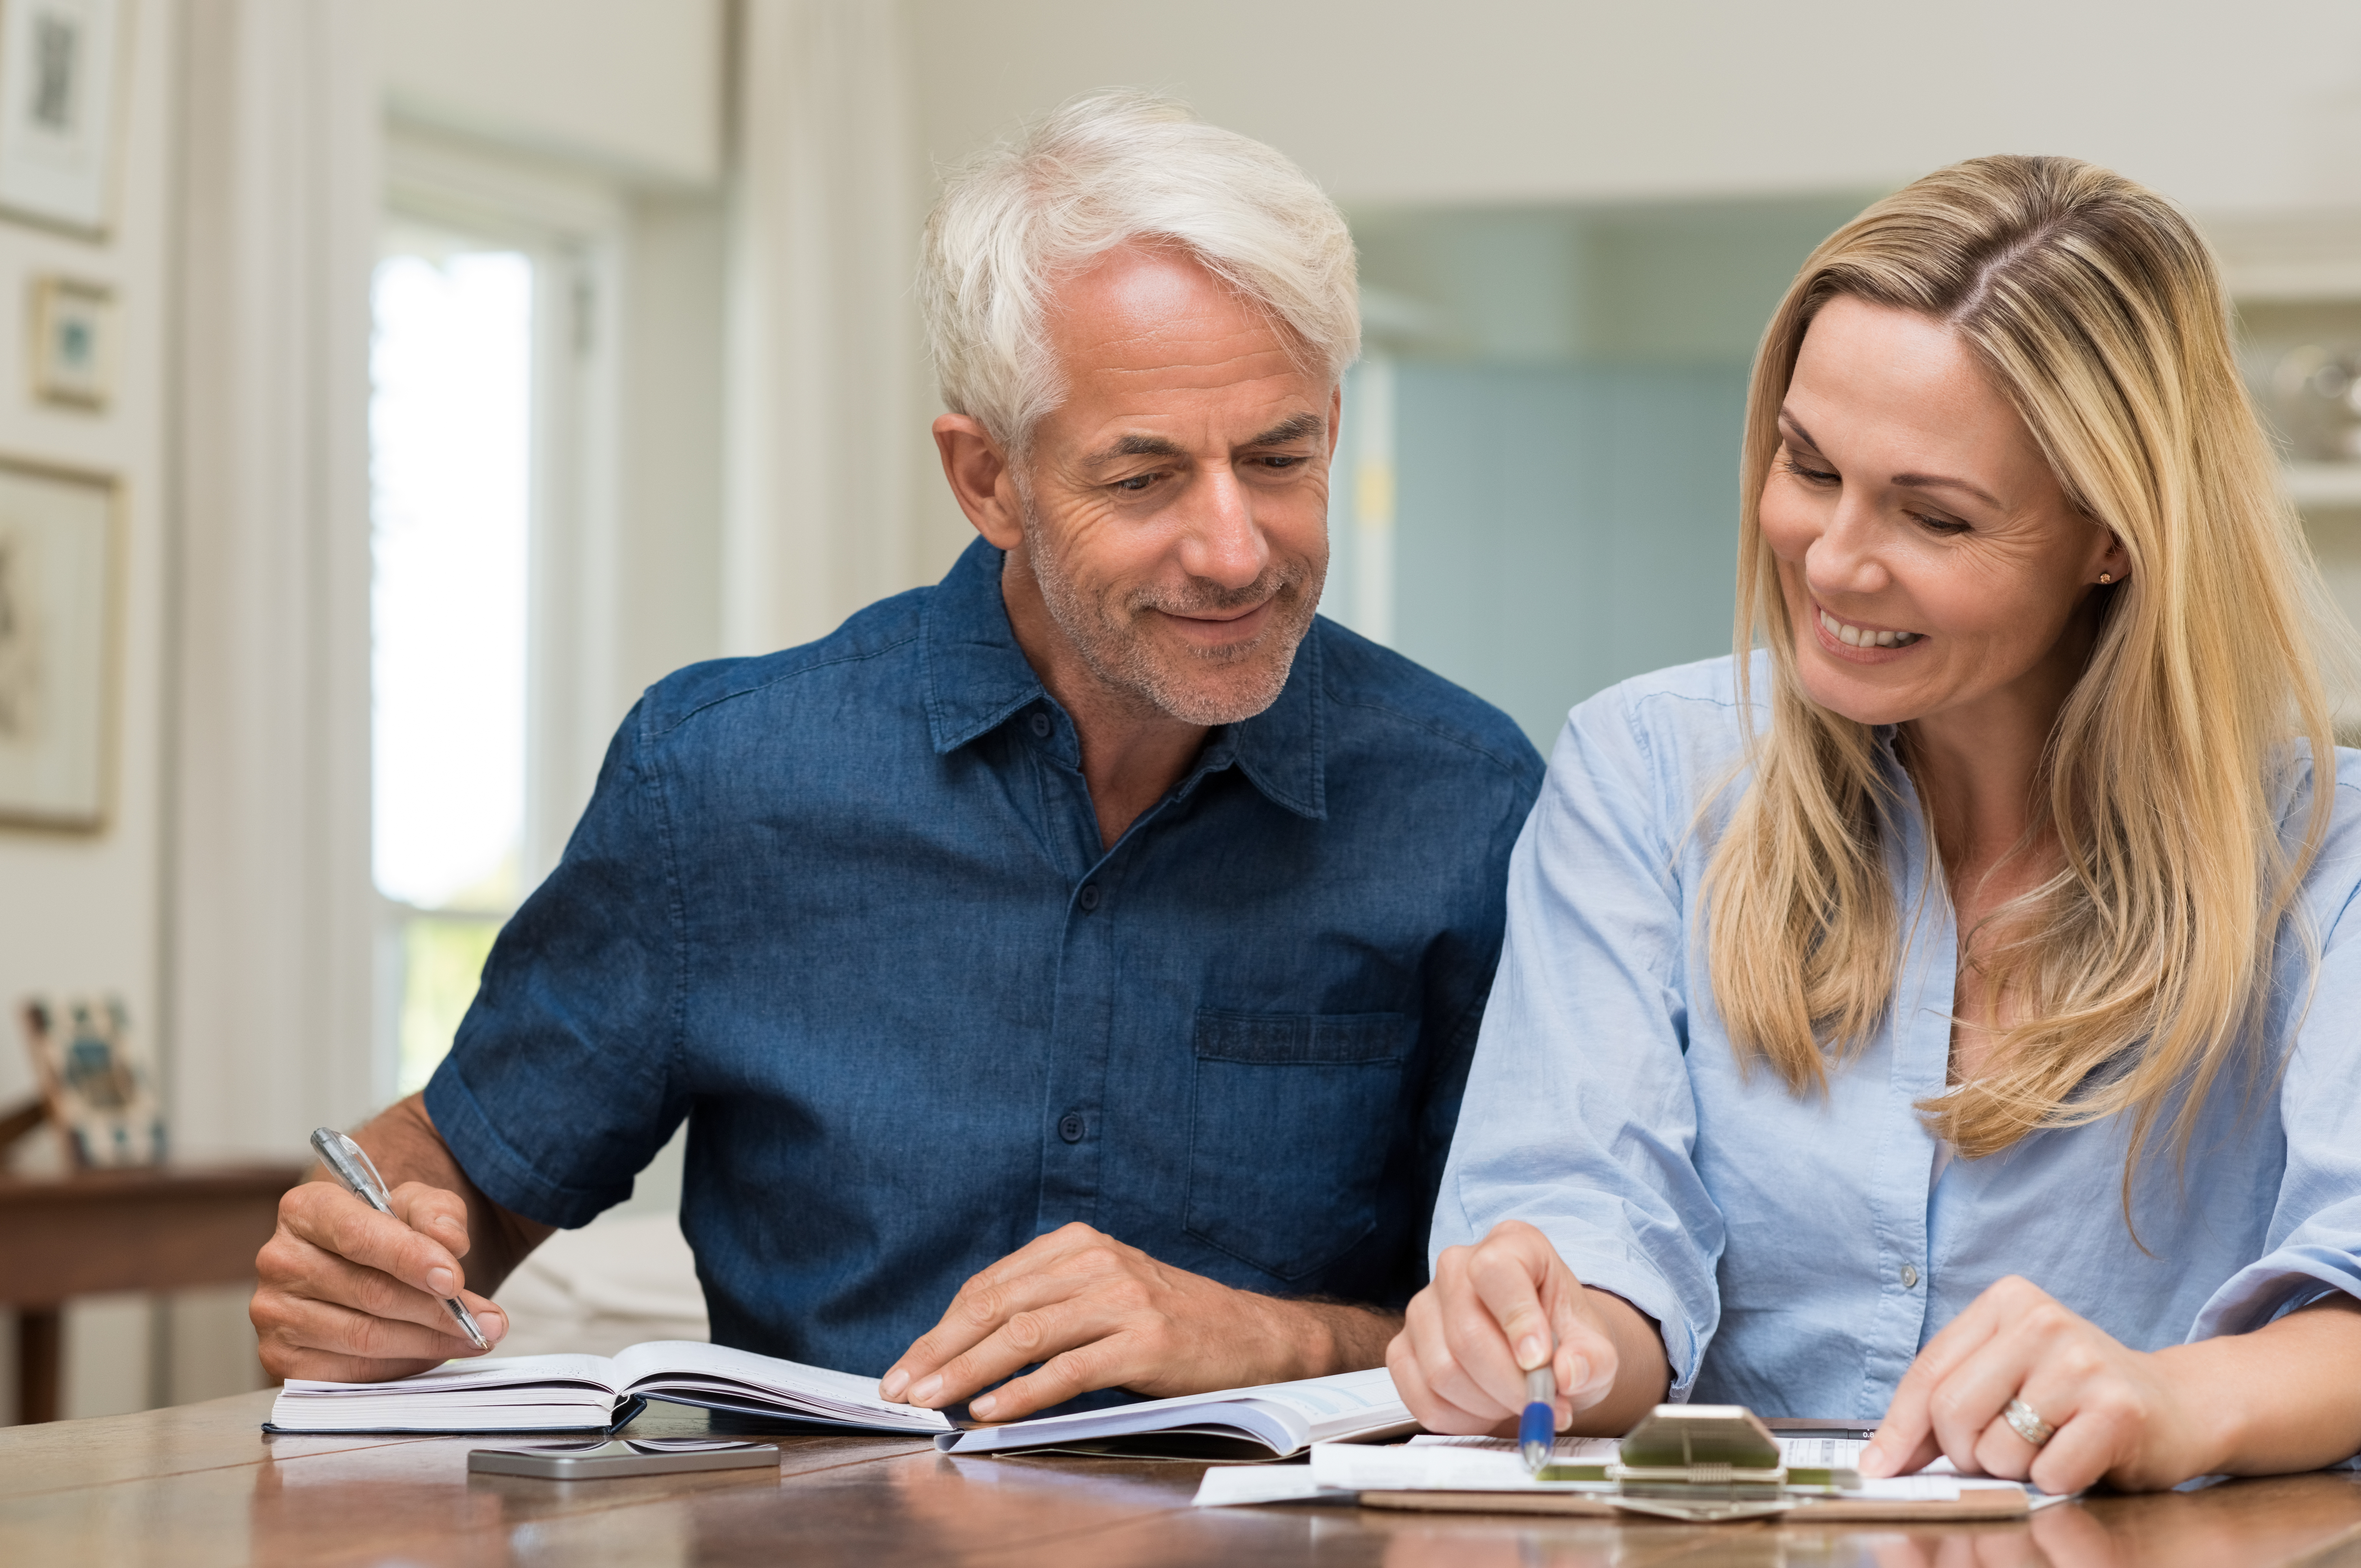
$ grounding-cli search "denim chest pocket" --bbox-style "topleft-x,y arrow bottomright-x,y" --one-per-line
1183,1008 -> 1420,1282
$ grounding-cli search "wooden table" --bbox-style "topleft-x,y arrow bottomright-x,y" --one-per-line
0,1164 -> 306,1424
3,1391 -> 2359,1566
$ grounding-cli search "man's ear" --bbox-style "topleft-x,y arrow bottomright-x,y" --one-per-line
934,415 -> 1024,550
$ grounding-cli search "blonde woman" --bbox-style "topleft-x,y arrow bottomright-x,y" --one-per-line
1390,155 -> 2361,1492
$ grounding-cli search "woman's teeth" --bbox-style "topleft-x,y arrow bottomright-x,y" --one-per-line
1819,608 -> 1921,649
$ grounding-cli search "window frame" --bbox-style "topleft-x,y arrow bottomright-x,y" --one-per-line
371,129 -> 628,1104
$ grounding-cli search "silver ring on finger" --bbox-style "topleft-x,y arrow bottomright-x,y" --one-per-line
2002,1396 -> 2054,1448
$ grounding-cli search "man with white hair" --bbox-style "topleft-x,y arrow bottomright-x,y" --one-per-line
251,92 -> 1543,1421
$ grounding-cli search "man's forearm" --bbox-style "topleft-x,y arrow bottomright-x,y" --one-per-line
331,1093 -> 553,1295
1265,1298 -> 1404,1381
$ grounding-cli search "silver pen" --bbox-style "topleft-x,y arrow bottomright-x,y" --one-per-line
310,1126 -> 491,1352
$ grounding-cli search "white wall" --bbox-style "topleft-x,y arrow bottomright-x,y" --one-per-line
907,0 -> 2361,216
374,0 -> 722,186
0,7 -> 176,1127
0,0 -> 191,1420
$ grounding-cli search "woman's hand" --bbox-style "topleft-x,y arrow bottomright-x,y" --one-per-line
1861,1274 -> 2213,1493
1387,1219 -> 1667,1437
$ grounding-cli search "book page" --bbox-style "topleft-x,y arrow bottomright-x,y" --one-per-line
1008,1365 -> 1402,1430
943,1365 -> 1407,1455
1231,1366 -> 1401,1420
610,1340 -> 950,1428
1237,1367 -> 1412,1442
281,1352 -> 622,1396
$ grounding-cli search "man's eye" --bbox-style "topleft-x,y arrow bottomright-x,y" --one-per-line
1113,473 -> 1160,493
1257,454 -> 1306,470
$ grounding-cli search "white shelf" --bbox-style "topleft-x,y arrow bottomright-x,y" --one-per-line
2285,463 -> 2361,507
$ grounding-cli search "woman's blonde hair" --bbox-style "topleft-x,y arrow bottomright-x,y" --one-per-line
1704,155 -> 2343,1186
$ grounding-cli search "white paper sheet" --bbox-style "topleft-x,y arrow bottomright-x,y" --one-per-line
1843,1475 -> 1963,1501
1313,1442 -> 1608,1493
1190,1467 -> 1355,1507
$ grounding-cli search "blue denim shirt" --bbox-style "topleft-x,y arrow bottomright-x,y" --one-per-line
428,538 -> 1543,1377
1438,653 -> 2361,1422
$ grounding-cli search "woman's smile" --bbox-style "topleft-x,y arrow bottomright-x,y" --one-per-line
1810,601 -> 1927,664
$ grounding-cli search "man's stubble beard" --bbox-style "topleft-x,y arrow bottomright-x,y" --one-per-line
1020,494 -> 1323,728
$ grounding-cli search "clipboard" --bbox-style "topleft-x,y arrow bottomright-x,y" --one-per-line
1355,1483 -> 2033,1521
1342,1405 -> 2043,1522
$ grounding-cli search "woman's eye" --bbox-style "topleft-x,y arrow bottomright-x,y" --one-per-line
1909,511 -> 1972,536
1782,454 -> 1839,485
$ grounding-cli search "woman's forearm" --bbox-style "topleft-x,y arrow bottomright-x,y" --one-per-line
2162,1294 -> 2361,1477
1571,1285 -> 1673,1435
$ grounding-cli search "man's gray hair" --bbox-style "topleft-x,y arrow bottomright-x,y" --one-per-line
919,90 -> 1360,455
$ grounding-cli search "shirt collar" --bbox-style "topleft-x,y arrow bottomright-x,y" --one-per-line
922,538 -> 1052,754
1197,624 -> 1326,821
920,537 -> 1327,821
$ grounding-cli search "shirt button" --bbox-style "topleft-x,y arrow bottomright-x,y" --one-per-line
1078,883 -> 1101,912
1901,1263 -> 1920,1289
1029,711 -> 1051,738
1058,1113 -> 1085,1143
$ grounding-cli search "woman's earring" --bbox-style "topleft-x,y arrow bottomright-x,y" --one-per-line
2099,573 -> 2114,585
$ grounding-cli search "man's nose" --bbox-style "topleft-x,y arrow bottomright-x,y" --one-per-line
1177,466 -> 1268,589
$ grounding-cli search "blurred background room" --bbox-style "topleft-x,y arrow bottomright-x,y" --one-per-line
7,0 -> 2361,1423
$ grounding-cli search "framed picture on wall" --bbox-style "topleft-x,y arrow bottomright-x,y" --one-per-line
0,457 -> 116,827
0,0 -> 125,235
29,274 -> 112,409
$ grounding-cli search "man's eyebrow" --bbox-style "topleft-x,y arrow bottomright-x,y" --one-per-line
1779,414 -> 2002,510
1081,433 -> 1190,466
1242,412 -> 1326,448
1079,414 -> 1327,468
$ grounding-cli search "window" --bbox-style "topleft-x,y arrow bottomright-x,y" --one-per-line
370,231 -> 535,1095
367,135 -> 630,1103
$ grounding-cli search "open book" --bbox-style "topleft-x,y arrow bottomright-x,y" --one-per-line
935,1365 -> 1416,1460
267,1340 -> 955,1435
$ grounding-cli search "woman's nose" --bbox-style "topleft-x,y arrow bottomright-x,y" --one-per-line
1804,500 -> 1891,601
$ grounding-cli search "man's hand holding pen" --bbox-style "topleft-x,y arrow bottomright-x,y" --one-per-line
251,1174 -> 510,1382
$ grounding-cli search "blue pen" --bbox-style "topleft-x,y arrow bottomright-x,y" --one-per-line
1519,1361 -> 1556,1474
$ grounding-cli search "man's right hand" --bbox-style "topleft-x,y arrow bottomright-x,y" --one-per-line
251,1177 -> 509,1382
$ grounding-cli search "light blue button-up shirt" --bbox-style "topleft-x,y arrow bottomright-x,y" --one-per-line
1435,653 -> 2361,1419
